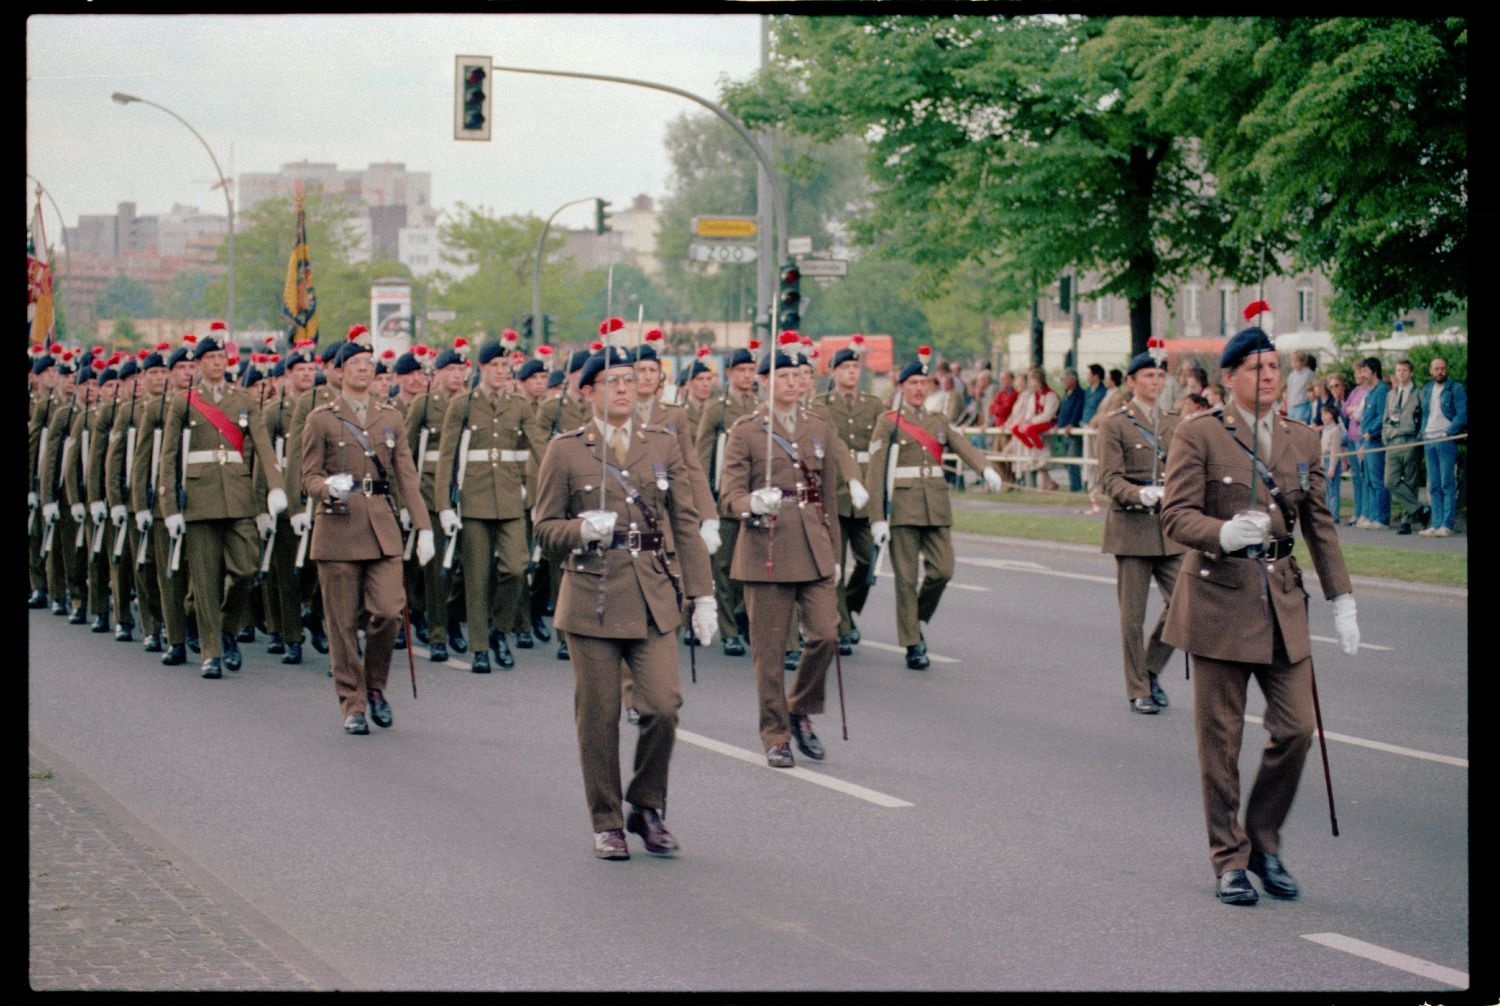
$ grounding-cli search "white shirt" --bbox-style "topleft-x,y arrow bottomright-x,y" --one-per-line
1424,381 -> 1450,438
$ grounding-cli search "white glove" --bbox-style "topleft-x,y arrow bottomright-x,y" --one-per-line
28,491 -> 38,509
439,508 -> 462,536
871,520 -> 890,548
1138,485 -> 1163,508
326,473 -> 354,501
254,512 -> 274,538
135,509 -> 152,533
71,502 -> 86,522
1332,594 -> 1360,655
416,528 -> 436,566
848,479 -> 870,512
90,500 -> 107,523
699,518 -> 721,554
290,510 -> 312,536
399,507 -> 412,531
691,596 -> 718,647
750,487 -> 784,515
579,509 -> 618,544
983,467 -> 1003,493
43,502 -> 60,523
165,513 -> 186,539
110,504 -> 129,527
267,487 -> 288,517
1218,511 -> 1270,553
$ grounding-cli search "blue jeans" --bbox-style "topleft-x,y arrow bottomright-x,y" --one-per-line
1064,435 -> 1083,492
1324,455 -> 1343,519
1424,439 -> 1458,530
1361,444 -> 1391,523
1345,451 -> 1365,525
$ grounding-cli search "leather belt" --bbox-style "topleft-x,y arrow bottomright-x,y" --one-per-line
1229,534 -> 1295,560
466,448 -> 528,464
892,465 -> 943,480
774,485 -> 822,505
608,529 -> 663,551
354,477 -> 392,496
186,448 -> 244,465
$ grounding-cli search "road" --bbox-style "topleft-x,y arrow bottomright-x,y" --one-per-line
28,533 -> 1471,992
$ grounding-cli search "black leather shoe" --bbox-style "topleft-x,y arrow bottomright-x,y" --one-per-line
429,641 -> 448,662
734,608 -> 750,639
186,633 -> 201,654
343,712 -> 369,735
472,651 -> 491,674
142,633 -> 163,653
91,614 -> 109,633
1131,696 -> 1161,715
51,600 -> 67,616
514,629 -> 534,649
266,633 -> 286,655
161,643 -> 186,666
837,634 -> 853,656
28,589 -> 48,609
1149,674 -> 1169,709
1216,869 -> 1259,905
593,829 -> 630,860
1247,851 -> 1300,900
447,620 -> 467,654
848,622 -> 860,644
393,626 -> 406,650
309,627 -> 328,655
722,636 -> 746,657
1415,504 -> 1432,528
221,631 -> 242,672
906,644 -> 930,670
490,630 -> 514,669
790,713 -> 825,760
531,616 -> 551,643
281,642 -> 303,666
236,625 -> 255,643
626,707 -> 640,725
255,618 -> 268,635
1397,522 -> 1412,535
784,649 -> 801,672
556,637 -> 570,661
200,657 -> 222,680
766,742 -> 795,768
114,623 -> 133,642
414,612 -> 430,645
626,807 -> 678,856
367,689 -> 393,728
68,608 -> 87,625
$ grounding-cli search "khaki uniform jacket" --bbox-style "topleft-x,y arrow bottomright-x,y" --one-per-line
62,404 -> 94,509
402,387 -> 450,512
810,388 -> 885,518
29,390 -> 56,498
129,393 -> 173,516
86,399 -> 124,505
255,390 -> 298,498
434,388 -> 537,522
636,398 -> 714,529
39,393 -> 84,508
288,386 -> 337,502
720,405 -> 840,583
160,385 -> 283,521
525,391 -> 592,448
1096,403 -> 1187,558
864,402 -> 995,527
104,390 -> 149,510
696,390 -> 760,498
533,421 -> 712,639
301,397 -> 430,562
1160,409 -> 1352,666
681,394 -> 709,444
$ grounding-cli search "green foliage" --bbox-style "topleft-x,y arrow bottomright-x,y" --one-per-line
1397,340 -> 1466,386
95,274 -> 155,320
161,270 -> 212,319
110,318 -> 141,346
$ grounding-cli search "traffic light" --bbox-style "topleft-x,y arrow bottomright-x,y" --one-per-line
595,198 -> 613,235
1058,275 -> 1072,315
522,316 -> 534,343
455,56 -> 492,141
778,261 -> 802,331
544,315 -> 556,340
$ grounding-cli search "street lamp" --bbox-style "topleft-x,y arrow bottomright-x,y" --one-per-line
111,92 -> 235,340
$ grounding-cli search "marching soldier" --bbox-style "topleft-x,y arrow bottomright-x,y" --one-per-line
60,355 -> 104,625
719,334 -> 841,768
678,346 -> 716,437
1096,344 -> 1186,714
82,354 -> 128,634
285,337 -> 346,657
28,345 -> 62,610
101,354 -> 149,642
261,342 -> 317,664
159,322 -> 288,679
302,335 -> 434,734
114,345 -> 171,653
38,349 -> 86,618
532,341 -> 716,859
388,347 -> 428,649
695,341 -> 763,656
865,348 -> 1004,670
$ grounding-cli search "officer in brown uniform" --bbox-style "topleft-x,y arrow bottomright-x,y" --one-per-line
720,335 -> 842,768
302,335 -> 434,734
865,349 -> 1004,669
435,336 -> 537,672
695,341 -> 763,656
1096,347 -> 1186,714
159,323 -> 288,679
1160,325 -> 1361,906
533,342 -> 716,860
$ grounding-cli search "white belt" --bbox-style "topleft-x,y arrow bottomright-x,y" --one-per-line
467,448 -> 528,464
423,450 -> 440,466
854,450 -> 871,464
187,448 -> 244,465
892,465 -> 943,480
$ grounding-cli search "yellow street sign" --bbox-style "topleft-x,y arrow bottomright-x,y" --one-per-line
692,216 -> 759,239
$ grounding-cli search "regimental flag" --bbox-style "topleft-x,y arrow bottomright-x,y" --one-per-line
27,188 -> 55,344
281,182 -> 318,345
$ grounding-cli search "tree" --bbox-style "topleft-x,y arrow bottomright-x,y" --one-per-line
95,274 -> 155,320
110,318 -> 142,346
161,270 -> 213,319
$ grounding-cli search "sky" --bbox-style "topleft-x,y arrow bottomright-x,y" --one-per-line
26,13 -> 765,242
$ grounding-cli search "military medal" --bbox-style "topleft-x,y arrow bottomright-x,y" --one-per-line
1297,461 -> 1310,492
384,427 -> 396,450
238,409 -> 249,429
652,461 -> 669,492
812,435 -> 824,460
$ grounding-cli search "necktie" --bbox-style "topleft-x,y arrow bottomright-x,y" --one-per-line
611,427 -> 629,466
1257,415 -> 1272,458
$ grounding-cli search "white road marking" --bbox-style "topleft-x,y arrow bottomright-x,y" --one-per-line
1309,634 -> 1392,652
676,730 -> 914,808
857,640 -> 960,664
950,583 -> 990,592
1244,715 -> 1467,768
1301,933 -> 1468,988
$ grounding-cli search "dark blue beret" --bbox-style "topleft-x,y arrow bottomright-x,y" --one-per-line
578,346 -> 636,388
394,352 -> 422,376
515,359 -> 546,382
478,340 -> 505,366
546,369 -> 566,389
32,355 -> 55,375
1127,351 -> 1167,377
338,341 -> 371,366
729,346 -> 758,369
1220,327 -> 1276,370
321,340 -> 343,365
897,359 -> 932,385
756,351 -> 799,376
567,348 -> 593,374
117,359 -> 139,380
830,348 -> 860,370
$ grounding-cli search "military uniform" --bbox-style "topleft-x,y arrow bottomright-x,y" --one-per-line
28,385 -> 56,602
59,391 -> 97,619
105,382 -> 159,642
404,383 -> 459,650
696,388 -> 761,642
131,385 -> 189,653
289,383 -> 337,645
810,386 -> 884,637
39,385 -> 86,614
525,388 -> 593,645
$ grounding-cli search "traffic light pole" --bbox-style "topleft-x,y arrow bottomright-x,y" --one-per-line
531,196 -> 602,346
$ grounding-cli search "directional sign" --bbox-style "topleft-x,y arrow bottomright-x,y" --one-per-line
689,242 -> 759,264
797,258 -> 848,278
426,309 -> 457,322
692,216 -> 759,240
787,236 -> 813,255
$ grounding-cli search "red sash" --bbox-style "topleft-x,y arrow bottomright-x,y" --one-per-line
188,392 -> 245,454
891,410 -> 944,463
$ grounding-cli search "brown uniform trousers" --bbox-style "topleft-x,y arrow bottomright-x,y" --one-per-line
289,386 -> 337,636
865,402 -> 997,647
160,384 -> 284,661
1096,404 -> 1187,701
131,392 -> 188,646
697,390 -> 761,639
404,388 -> 460,645
29,392 -> 53,595
526,391 -> 593,625
1161,409 -> 1352,876
256,393 -> 303,643
533,421 -> 712,832
810,389 -> 884,635
105,391 -> 159,637
721,406 -> 841,751
63,405 -> 108,618
302,397 -> 430,719
41,395 -> 90,609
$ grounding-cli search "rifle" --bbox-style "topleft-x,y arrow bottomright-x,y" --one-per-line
30,389 -> 54,537
405,372 -> 434,560
136,395 -> 164,569
292,497 -> 314,572
113,379 -> 141,557
441,390 -> 476,575
867,385 -> 904,587
253,377 -> 276,582
168,373 -> 197,578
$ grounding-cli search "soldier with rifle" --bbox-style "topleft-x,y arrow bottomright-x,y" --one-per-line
505,347 -> 552,650
82,353 -> 128,635
677,345 -> 716,438
100,354 -> 146,641
28,344 -> 63,610
60,354 -> 106,625
285,338 -> 346,657
38,349 -> 86,618
112,346 -> 169,652
262,342 -> 318,665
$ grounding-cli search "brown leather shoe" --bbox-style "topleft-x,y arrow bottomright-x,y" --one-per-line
766,742 -> 795,768
626,807 -> 679,856
593,829 -> 630,860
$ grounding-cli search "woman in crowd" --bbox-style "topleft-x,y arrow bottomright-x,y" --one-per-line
1001,367 -> 1060,490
